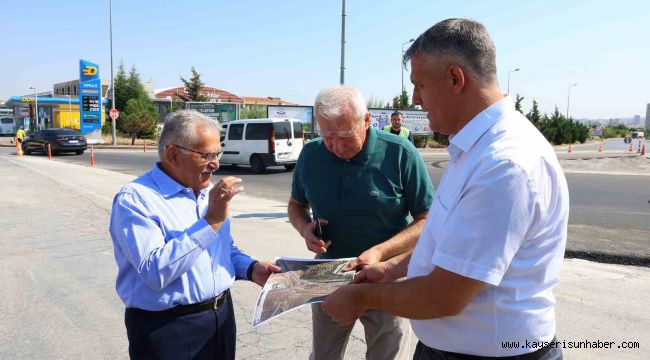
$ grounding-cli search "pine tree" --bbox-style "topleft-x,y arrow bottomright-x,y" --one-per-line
526,100 -> 543,129
180,67 -> 210,101
514,94 -> 524,114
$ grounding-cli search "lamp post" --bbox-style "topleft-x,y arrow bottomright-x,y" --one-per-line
64,95 -> 72,128
339,0 -> 346,85
566,83 -> 578,119
109,0 -> 117,145
507,68 -> 520,94
401,39 -> 415,93
29,86 -> 38,130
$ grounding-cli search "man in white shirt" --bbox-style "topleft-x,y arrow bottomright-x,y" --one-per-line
321,18 -> 568,359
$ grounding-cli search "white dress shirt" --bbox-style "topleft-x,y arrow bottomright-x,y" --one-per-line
407,96 -> 569,356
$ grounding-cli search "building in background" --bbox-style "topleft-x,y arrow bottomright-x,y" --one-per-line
645,104 -> 650,130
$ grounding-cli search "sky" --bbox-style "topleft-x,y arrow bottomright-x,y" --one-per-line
1,0 -> 649,119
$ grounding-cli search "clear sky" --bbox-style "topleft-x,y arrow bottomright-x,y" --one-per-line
1,0 -> 648,119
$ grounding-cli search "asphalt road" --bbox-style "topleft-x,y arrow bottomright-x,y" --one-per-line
3,146 -> 648,264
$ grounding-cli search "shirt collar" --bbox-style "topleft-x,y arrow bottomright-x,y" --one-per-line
448,95 -> 515,161
150,162 -> 208,199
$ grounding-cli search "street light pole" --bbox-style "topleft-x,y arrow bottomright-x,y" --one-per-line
29,86 -> 38,130
109,0 -> 117,145
566,83 -> 578,119
401,39 -> 415,94
507,68 -> 520,94
339,0 -> 346,85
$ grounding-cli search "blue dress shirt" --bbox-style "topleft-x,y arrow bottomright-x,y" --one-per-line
109,163 -> 255,311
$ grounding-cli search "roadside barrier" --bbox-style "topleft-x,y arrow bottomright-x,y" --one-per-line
90,146 -> 95,167
47,144 -> 52,160
567,144 -> 573,153
16,139 -> 23,157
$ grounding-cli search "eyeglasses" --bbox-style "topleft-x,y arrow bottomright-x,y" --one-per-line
319,117 -> 364,138
173,144 -> 222,162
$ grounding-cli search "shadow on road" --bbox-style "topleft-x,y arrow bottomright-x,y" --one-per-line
234,212 -> 288,220
213,166 -> 291,176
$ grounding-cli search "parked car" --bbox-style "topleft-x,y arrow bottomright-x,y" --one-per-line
220,118 -> 304,173
22,128 -> 87,155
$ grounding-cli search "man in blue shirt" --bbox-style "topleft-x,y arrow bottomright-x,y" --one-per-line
109,110 -> 280,360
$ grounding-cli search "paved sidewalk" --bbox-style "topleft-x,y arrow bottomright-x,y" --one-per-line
1,153 -> 648,359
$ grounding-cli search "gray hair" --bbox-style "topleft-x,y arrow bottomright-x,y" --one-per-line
314,85 -> 368,123
158,110 -> 220,160
403,18 -> 497,85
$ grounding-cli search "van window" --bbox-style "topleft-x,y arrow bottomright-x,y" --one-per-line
293,122 -> 304,138
273,122 -> 292,140
1,118 -> 13,124
246,123 -> 273,140
228,124 -> 244,140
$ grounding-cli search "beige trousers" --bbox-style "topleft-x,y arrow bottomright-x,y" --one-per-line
310,304 -> 412,360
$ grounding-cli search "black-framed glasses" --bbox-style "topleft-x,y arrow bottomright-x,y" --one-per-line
173,144 -> 222,162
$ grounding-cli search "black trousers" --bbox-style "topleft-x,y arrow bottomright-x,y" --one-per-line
124,292 -> 236,360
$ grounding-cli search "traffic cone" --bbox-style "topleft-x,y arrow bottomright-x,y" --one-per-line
629,143 -> 633,152
638,142 -> 642,153
567,144 -> 573,153
143,142 -> 147,153
642,145 -> 646,156
598,142 -> 603,153
16,140 -> 23,157
47,144 -> 52,160
90,146 -> 95,167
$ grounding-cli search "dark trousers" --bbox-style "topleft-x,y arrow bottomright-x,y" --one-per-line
124,292 -> 236,360
413,340 -> 563,360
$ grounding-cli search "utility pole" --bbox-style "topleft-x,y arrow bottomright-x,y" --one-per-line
109,0 -> 117,145
340,0 -> 346,85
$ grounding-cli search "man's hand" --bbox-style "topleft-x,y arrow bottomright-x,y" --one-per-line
321,284 -> 367,327
343,247 -> 382,271
353,261 -> 396,284
302,219 -> 330,254
205,177 -> 243,229
251,261 -> 281,287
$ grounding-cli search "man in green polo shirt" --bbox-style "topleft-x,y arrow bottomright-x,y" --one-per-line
288,85 -> 434,360
383,111 -> 414,144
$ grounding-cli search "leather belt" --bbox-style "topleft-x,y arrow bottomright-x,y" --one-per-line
424,337 -> 556,360
128,290 -> 229,317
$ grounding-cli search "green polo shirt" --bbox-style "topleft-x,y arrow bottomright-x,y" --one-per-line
291,127 -> 434,259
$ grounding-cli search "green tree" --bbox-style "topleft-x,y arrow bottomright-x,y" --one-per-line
180,67 -> 210,101
113,62 -> 149,112
514,94 -> 524,114
367,95 -> 385,109
392,90 -> 412,109
120,98 -> 158,145
240,105 -> 267,119
525,99 -> 543,129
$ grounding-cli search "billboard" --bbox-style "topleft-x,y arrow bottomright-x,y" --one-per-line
368,108 -> 430,135
79,59 -> 102,138
186,102 -> 239,122
267,105 -> 314,132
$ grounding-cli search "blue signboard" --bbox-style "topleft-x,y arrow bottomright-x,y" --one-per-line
79,59 -> 102,134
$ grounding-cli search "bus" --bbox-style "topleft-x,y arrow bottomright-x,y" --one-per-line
0,108 -> 15,136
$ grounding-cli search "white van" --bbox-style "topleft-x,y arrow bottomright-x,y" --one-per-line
220,118 -> 304,173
